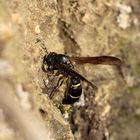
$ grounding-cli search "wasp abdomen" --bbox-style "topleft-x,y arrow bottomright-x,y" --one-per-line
62,76 -> 82,104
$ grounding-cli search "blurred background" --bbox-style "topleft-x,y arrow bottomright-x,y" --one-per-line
0,0 -> 140,140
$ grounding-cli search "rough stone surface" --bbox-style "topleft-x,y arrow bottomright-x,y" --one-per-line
0,0 -> 140,140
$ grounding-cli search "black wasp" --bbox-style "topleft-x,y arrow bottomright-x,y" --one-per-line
42,52 -> 124,104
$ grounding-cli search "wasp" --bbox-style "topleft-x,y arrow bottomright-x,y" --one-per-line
42,52 -> 124,105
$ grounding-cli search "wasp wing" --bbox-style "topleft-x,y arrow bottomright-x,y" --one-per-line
70,70 -> 98,91
60,65 -> 98,90
71,56 -> 121,65
71,56 -> 125,82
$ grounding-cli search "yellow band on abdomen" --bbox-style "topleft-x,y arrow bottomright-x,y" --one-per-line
69,94 -> 80,99
71,83 -> 81,88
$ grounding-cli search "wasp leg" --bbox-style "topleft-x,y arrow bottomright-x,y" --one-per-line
49,76 -> 65,99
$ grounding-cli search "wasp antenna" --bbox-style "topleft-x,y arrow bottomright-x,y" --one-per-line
35,38 -> 49,54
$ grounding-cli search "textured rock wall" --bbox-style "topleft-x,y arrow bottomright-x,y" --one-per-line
0,0 -> 140,140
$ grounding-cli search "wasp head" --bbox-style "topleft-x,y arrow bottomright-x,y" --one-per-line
42,52 -> 57,73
